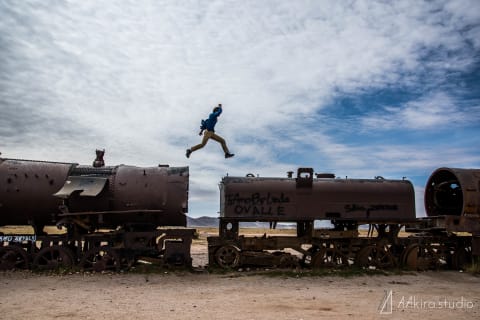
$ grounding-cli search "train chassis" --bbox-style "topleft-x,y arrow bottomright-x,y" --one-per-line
207,218 -> 475,271
0,227 -> 194,271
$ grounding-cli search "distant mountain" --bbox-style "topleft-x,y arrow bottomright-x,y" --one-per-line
186,216 -> 219,227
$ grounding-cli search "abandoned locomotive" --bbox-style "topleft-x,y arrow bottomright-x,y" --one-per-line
0,156 -> 193,271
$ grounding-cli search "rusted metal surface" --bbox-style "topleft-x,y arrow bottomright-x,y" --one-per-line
473,236 -> 480,256
33,245 -> 75,270
0,245 -> 29,270
0,155 -> 193,270
54,176 -> 108,198
80,246 -> 120,272
0,158 -> 75,228
210,167 -> 478,269
425,168 -> 480,244
92,149 -> 105,168
443,215 -> 480,234
110,165 -> 189,226
0,156 -> 189,230
61,165 -> 189,228
425,167 -> 480,216
220,167 -> 415,222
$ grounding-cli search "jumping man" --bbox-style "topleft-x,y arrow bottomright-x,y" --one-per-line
186,104 -> 234,159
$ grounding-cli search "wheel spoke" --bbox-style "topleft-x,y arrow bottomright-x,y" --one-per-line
312,247 -> 348,268
80,246 -> 121,272
356,245 -> 395,269
215,245 -> 240,268
33,246 -> 74,270
0,246 -> 29,270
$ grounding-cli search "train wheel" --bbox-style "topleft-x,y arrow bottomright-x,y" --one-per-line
312,247 -> 348,269
279,254 -> 300,269
0,246 -> 29,270
401,244 -> 437,270
402,244 -> 446,271
215,245 -> 240,268
80,246 -> 121,272
450,246 -> 472,270
33,245 -> 75,270
300,247 -> 318,267
401,244 -> 421,270
356,245 -> 395,269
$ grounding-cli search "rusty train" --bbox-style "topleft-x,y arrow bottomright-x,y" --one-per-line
208,167 -> 479,270
0,156 -> 193,271
0,154 -> 479,271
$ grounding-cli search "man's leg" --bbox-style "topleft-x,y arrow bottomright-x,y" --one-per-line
210,133 -> 233,157
190,131 -> 212,152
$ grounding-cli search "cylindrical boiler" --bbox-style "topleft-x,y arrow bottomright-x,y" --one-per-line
0,156 -> 189,231
220,168 -> 416,222
0,158 -> 75,227
425,167 -> 480,216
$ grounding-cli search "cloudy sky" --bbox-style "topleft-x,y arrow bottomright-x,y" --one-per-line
1,0 -> 479,217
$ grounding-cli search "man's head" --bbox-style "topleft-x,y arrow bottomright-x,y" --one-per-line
213,104 -> 221,113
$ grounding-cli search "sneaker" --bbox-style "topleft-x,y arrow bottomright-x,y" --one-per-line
225,153 -> 234,158
186,149 -> 192,158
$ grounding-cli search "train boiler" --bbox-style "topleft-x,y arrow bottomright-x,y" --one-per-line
0,157 -> 189,232
53,164 -> 189,232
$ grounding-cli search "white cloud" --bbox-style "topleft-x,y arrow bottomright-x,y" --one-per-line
1,0 -> 479,217
361,92 -> 480,130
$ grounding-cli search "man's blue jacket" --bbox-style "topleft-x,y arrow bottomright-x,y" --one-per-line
204,107 -> 222,132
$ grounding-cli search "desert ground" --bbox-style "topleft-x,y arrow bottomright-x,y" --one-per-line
1,228 -> 479,320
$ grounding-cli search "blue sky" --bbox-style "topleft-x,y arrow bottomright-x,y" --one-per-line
1,0 -> 479,217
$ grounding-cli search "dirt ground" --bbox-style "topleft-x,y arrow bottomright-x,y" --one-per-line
1,270 -> 479,320
1,228 -> 479,319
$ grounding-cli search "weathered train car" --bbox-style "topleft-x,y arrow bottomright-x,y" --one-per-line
215,168 -> 415,241
208,168 -> 476,270
0,156 -> 193,271
425,167 -> 480,227
209,168 -> 417,269
423,167 -> 480,256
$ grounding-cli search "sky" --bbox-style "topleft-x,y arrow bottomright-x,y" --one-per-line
1,0 -> 479,218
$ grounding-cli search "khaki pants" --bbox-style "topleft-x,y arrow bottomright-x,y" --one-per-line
191,130 -> 230,154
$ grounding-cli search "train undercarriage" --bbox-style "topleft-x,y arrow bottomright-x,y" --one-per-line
207,217 -> 477,271
0,226 -> 194,271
